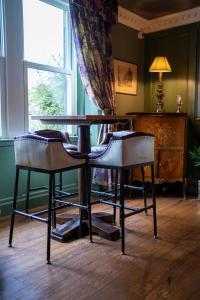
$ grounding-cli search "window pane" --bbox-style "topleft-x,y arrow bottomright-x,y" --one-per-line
0,0 -> 4,136
23,0 -> 64,68
0,0 -> 4,57
28,68 -> 71,132
0,57 -> 4,136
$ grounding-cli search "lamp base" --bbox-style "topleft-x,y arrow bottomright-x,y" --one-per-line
156,101 -> 164,113
156,81 -> 164,113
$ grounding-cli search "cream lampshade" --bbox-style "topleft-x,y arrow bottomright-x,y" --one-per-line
149,56 -> 171,113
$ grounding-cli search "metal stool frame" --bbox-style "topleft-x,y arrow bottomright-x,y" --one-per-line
9,163 -> 92,264
90,161 -> 157,255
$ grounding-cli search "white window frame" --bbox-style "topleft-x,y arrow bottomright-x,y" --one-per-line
1,0 -> 76,138
0,57 -> 6,137
0,0 -> 6,137
23,0 -> 77,133
0,0 -> 4,57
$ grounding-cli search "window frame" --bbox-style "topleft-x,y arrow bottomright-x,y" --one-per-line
1,0 -> 77,138
0,0 -> 4,57
23,0 -> 77,133
0,0 -> 6,137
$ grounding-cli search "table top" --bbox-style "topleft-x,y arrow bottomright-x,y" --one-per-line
31,115 -> 134,126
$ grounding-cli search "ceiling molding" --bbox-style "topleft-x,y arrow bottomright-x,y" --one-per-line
118,6 -> 148,31
144,6 -> 200,34
118,5 -> 200,37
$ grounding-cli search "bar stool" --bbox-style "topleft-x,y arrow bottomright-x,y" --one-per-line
91,131 -> 149,223
25,129 -> 78,213
89,131 -> 157,254
9,134 -> 92,264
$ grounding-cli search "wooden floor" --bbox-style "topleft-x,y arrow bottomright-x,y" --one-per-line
1,197 -> 200,300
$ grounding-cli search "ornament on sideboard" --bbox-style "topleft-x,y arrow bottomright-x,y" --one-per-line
176,95 -> 183,113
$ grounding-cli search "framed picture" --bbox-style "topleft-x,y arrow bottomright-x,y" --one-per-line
114,59 -> 137,95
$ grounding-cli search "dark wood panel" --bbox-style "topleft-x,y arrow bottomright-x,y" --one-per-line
134,115 -> 185,147
130,113 -> 187,192
158,149 -> 184,181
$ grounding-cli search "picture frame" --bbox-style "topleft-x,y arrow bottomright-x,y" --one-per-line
113,59 -> 137,95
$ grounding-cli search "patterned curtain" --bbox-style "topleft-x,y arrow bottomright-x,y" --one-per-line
69,0 -> 118,115
69,0 -> 118,187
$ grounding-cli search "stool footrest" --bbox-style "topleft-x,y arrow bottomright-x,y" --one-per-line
124,204 -> 154,218
123,184 -> 144,191
13,209 -> 48,223
91,189 -> 116,197
99,199 -> 120,207
55,199 -> 88,209
55,190 -> 78,197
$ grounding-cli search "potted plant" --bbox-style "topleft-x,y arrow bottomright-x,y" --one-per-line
189,146 -> 200,199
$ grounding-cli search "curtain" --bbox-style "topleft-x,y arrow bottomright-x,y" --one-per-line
69,0 -> 118,115
69,0 -> 118,187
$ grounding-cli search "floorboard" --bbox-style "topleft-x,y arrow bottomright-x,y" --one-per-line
1,197 -> 200,300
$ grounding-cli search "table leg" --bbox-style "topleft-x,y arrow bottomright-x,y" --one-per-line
51,126 -> 90,241
78,125 -> 91,221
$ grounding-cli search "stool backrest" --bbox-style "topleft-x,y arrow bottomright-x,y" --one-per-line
14,134 -> 85,171
34,129 -> 71,144
90,131 -> 155,167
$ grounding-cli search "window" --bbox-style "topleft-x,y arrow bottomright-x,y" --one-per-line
0,0 -> 79,138
0,0 -> 5,137
0,0 -> 4,57
23,0 -> 76,133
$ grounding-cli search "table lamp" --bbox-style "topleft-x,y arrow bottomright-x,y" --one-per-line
149,56 -> 171,113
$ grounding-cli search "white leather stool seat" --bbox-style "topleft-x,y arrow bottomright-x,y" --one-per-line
89,131 -> 154,167
91,144 -> 108,153
14,134 -> 86,171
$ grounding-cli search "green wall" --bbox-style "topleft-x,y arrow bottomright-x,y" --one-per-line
111,21 -> 200,194
112,23 -> 145,114
3,21 -> 200,216
0,141 -> 15,216
144,24 -> 198,116
145,23 -> 200,194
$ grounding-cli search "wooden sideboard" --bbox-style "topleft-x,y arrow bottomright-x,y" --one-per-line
126,113 -> 188,195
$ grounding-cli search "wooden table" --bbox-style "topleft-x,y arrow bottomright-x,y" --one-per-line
31,115 -> 133,241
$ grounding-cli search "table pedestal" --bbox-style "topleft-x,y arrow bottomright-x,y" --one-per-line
51,212 -> 120,242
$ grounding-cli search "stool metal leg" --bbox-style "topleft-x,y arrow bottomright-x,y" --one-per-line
86,165 -> 93,243
52,174 -> 56,229
47,173 -> 53,264
119,168 -> 125,255
59,172 -> 62,191
151,165 -> 157,239
79,166 -> 85,237
141,167 -> 147,215
25,170 -> 31,213
113,169 -> 118,224
9,167 -> 20,247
